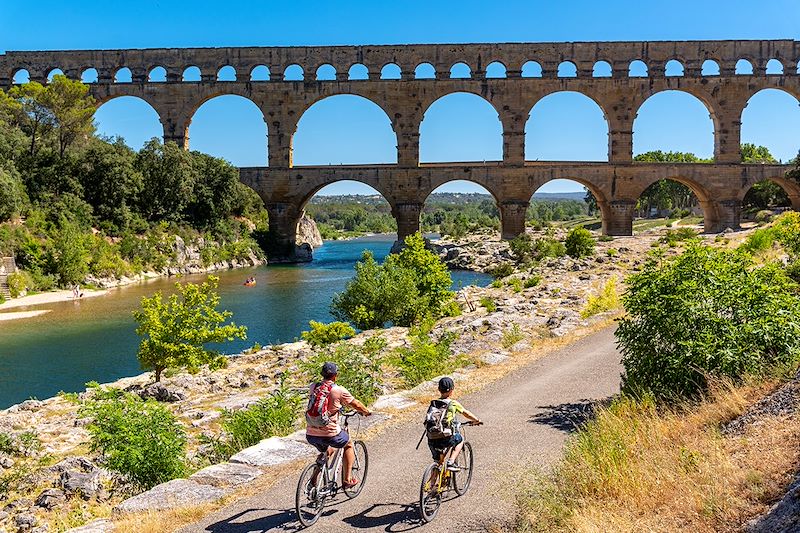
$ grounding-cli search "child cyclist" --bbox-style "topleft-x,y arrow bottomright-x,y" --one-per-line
425,377 -> 482,474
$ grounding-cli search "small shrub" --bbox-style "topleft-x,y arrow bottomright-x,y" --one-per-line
581,278 -> 621,318
301,320 -> 356,347
524,275 -> 542,288
490,280 -> 503,289
479,296 -> 497,312
507,277 -> 523,293
741,228 -> 775,254
533,236 -> 567,259
606,248 -> 618,257
203,376 -> 302,461
81,392 -> 187,491
565,227 -> 595,258
7,272 -> 30,298
489,263 -> 515,279
392,321 -> 460,387
659,227 -> 699,246
302,337 -> 385,405
755,209 -> 774,223
441,300 -> 462,317
501,323 -> 525,349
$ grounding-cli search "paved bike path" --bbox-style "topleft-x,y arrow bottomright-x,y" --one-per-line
181,326 -> 622,533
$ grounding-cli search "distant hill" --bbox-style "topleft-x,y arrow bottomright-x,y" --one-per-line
532,191 -> 587,201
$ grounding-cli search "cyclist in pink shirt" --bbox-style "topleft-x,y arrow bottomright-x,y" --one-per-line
305,362 -> 371,487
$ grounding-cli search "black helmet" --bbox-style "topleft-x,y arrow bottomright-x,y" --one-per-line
321,362 -> 339,379
438,377 -> 455,393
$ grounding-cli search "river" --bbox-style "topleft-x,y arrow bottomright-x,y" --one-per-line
0,235 -> 491,409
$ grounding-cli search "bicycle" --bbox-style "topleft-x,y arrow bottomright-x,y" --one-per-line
295,410 -> 369,527
418,420 -> 480,523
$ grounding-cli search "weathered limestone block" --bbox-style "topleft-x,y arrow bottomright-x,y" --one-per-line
113,478 -> 225,515
189,462 -> 262,488
229,436 -> 315,467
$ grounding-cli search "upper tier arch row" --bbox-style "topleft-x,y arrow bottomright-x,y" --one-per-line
2,40 -> 800,84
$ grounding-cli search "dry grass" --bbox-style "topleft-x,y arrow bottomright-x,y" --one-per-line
516,379 -> 800,533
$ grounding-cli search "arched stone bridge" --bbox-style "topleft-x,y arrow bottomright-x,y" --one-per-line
3,40 -> 799,260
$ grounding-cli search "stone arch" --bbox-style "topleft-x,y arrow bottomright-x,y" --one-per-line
741,88 -> 800,162
701,60 -> 720,76
420,180 -> 502,237
292,94 -> 398,166
114,67 -> 132,83
633,90 -> 716,159
529,178 -> 611,233
665,59 -> 684,76
47,68 -> 64,82
94,95 -> 164,151
380,63 -> 402,80
298,179 -> 396,213
284,64 -> 304,81
736,59 -> 754,75
631,176 -> 718,232
557,61 -> 577,77
81,68 -> 98,83
629,60 -> 648,77
414,62 -> 436,79
485,61 -> 506,78
348,63 -> 369,80
766,59 -> 784,75
12,69 -> 30,84
419,91 -> 503,163
148,66 -> 167,82
593,61 -> 612,77
188,94 -> 268,166
740,177 -> 800,211
217,65 -> 236,81
182,66 -> 201,81
250,65 -> 270,81
522,61 -> 542,77
525,91 -> 609,161
450,62 -> 471,79
316,64 -> 336,81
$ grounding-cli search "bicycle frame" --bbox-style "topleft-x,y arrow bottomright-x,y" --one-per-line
431,421 -> 468,491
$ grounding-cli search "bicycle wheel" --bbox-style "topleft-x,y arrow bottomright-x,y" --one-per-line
296,463 -> 325,527
343,440 -> 369,498
452,441 -> 474,496
419,463 -> 443,523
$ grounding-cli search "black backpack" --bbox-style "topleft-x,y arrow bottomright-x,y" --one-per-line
424,399 -> 453,440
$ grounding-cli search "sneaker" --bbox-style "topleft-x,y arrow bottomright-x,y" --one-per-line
446,461 -> 459,472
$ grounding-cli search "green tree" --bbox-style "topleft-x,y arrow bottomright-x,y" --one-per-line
389,232 -> 454,316
135,139 -> 195,222
0,165 -> 29,221
565,227 -> 595,258
41,75 -> 95,157
48,218 -> 88,286
186,151 -> 241,227
1,82 -> 53,156
133,276 -> 247,382
616,244 -> 800,400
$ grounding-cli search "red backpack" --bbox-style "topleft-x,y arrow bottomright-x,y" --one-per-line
305,380 -> 335,426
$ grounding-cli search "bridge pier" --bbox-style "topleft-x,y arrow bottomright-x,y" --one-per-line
393,202 -> 423,241
263,202 -> 311,263
707,199 -> 741,233
606,200 -> 636,236
499,200 -> 529,239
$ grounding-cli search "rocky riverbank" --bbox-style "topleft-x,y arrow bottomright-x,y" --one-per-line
0,224 -> 723,532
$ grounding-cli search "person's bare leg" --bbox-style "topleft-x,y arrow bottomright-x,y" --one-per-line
449,441 -> 465,465
342,441 -> 356,484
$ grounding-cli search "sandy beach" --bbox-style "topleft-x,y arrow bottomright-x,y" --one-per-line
0,289 -> 108,315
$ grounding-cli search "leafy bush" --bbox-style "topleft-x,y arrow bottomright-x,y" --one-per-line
301,320 -> 356,347
203,376 -> 302,461
81,391 -> 187,491
302,337 -> 385,405
133,276 -> 247,381
479,296 -> 496,312
0,431 -> 41,457
616,244 -> 800,400
772,211 -> 800,256
659,227 -> 699,247
581,278 -> 621,318
508,277 -> 523,293
755,209 -> 774,223
501,323 -> 525,349
392,321 -> 460,387
524,275 -> 542,288
565,227 -> 595,258
6,271 -> 30,298
509,233 -> 533,263
532,236 -> 567,259
741,227 -> 775,254
489,263 -> 515,279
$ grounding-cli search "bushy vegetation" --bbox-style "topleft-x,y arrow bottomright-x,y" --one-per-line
564,227 -> 595,258
81,388 -> 187,491
202,376 -> 303,462
301,320 -> 356,347
581,278 -> 621,318
331,233 -> 454,329
392,320 -> 460,387
479,296 -> 496,312
0,77 -> 267,292
133,276 -> 247,382
617,244 -> 800,400
501,323 -> 525,349
302,336 -> 385,405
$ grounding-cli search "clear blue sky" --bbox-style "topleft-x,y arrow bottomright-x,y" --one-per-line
3,1 -> 799,196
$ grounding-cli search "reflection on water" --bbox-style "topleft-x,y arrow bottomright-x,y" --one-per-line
0,236 -> 491,408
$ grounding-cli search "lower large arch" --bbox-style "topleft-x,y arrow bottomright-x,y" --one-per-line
94,96 -> 163,151
740,177 -> 800,212
302,181 -> 397,240
292,95 -> 398,166
525,92 -> 609,161
189,95 -> 268,167
633,91 -> 715,160
419,92 -> 503,163
420,180 -> 500,239
530,178 -> 610,234
632,177 -> 718,232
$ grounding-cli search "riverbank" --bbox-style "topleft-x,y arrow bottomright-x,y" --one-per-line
0,289 -> 108,311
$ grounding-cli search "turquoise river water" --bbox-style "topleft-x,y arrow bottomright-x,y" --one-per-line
0,235 -> 491,409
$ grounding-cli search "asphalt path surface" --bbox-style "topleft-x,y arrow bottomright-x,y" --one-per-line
182,326 -> 623,533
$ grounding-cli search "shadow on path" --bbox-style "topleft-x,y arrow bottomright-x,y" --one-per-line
528,399 -> 600,433
202,507 -> 332,533
342,502 -> 423,531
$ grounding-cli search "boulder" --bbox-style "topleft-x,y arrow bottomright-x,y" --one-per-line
296,214 -> 323,248
64,519 -> 112,533
35,488 -> 65,509
14,514 -> 36,530
189,462 -> 262,488
113,479 -> 225,515
138,383 -> 186,403
229,437 -> 315,467
60,469 -> 101,500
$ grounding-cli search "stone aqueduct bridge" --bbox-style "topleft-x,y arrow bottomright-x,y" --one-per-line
3,40 -> 800,259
